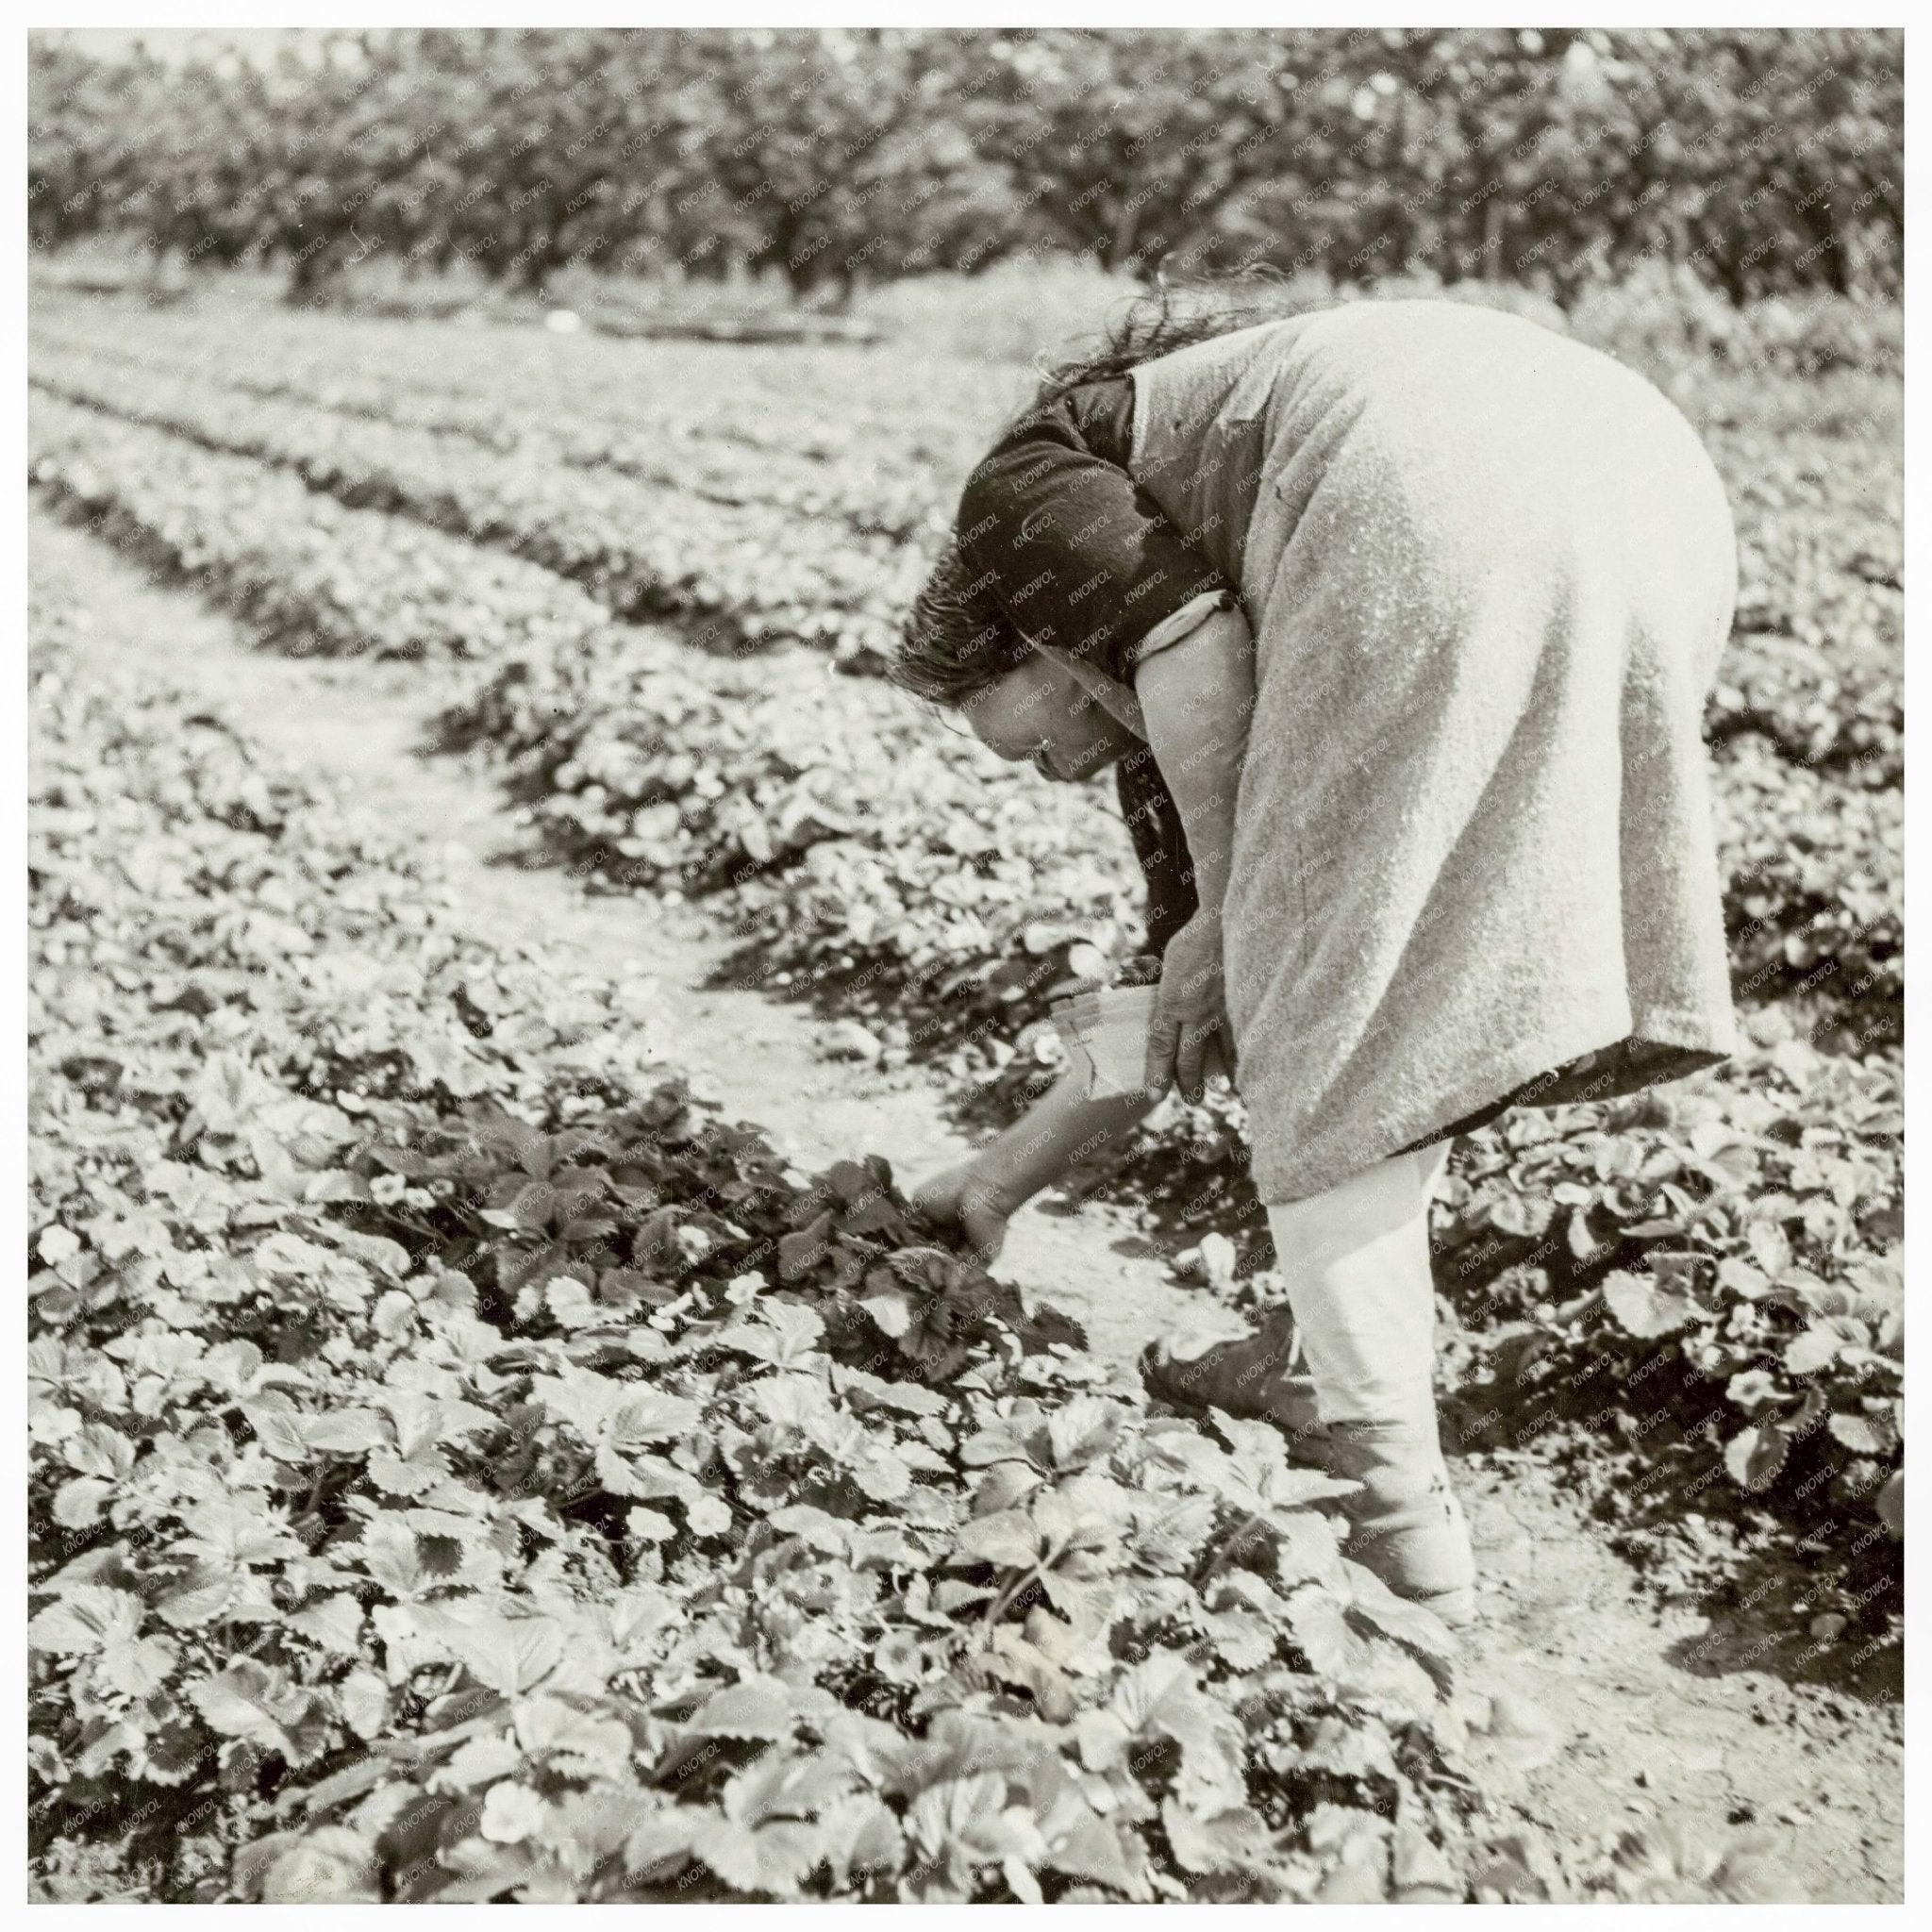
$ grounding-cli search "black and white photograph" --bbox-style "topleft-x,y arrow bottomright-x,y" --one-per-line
23,15 -> 1907,1907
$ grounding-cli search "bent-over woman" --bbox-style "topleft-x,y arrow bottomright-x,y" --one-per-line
892,291 -> 1740,1626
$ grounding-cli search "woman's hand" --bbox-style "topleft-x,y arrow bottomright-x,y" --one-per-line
908,1158 -> 1015,1263
1143,909 -> 1236,1104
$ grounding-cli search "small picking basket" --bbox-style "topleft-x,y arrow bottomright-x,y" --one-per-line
1048,981 -> 1163,1098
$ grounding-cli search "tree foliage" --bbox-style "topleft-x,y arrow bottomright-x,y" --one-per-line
28,27 -> 1903,304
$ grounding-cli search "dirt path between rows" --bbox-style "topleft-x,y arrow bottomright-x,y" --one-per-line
32,509 -> 1901,1901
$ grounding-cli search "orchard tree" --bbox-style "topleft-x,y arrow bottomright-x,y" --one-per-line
974,27 -> 1293,278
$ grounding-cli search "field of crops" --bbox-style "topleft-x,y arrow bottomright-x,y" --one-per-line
28,281 -> 1902,1903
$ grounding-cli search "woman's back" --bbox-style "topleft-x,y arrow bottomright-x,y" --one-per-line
1125,298 -> 1726,609
1123,295 -> 1743,1203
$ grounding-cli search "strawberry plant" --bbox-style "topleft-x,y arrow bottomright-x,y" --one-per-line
1713,734 -> 1902,1033
1432,1009 -> 1902,1630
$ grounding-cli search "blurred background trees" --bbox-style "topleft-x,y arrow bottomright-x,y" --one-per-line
27,26 -> 1903,308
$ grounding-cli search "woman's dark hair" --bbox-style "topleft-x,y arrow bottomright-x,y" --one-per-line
893,266 -> 1320,709
889,540 -> 1034,708
1024,261 -> 1319,412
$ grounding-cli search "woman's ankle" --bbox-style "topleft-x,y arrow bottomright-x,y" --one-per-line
1322,1412 -> 1445,1481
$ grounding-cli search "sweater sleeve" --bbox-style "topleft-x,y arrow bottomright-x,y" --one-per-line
1126,586 -> 1237,666
954,381 -> 1232,689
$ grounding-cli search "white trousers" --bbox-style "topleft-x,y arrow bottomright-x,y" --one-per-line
1262,1141 -> 1452,1428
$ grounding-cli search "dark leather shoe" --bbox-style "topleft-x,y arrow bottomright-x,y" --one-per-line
1138,1310 -> 1329,1465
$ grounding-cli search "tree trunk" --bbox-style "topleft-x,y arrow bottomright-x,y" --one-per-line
1483,195 -> 1507,281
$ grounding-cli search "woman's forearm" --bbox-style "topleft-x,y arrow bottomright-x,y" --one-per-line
973,1061 -> 1159,1211
969,608 -> 1254,1217
1130,603 -> 1256,911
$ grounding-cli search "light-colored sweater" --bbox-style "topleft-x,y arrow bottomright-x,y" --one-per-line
1117,300 -> 1740,1206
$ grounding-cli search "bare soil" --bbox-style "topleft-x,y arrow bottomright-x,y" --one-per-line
31,509 -> 1902,1902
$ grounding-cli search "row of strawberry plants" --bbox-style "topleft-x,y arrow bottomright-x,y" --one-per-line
32,294 -> 1003,477
1716,417 -> 1901,785
29,391 -> 606,663
1441,1012 -> 1902,1636
439,627 -> 1151,1046
30,594 -> 1511,1904
452,622 -> 1903,1049
31,349 -> 922,666
1711,734 -> 1902,1039
1707,632 -> 1900,786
